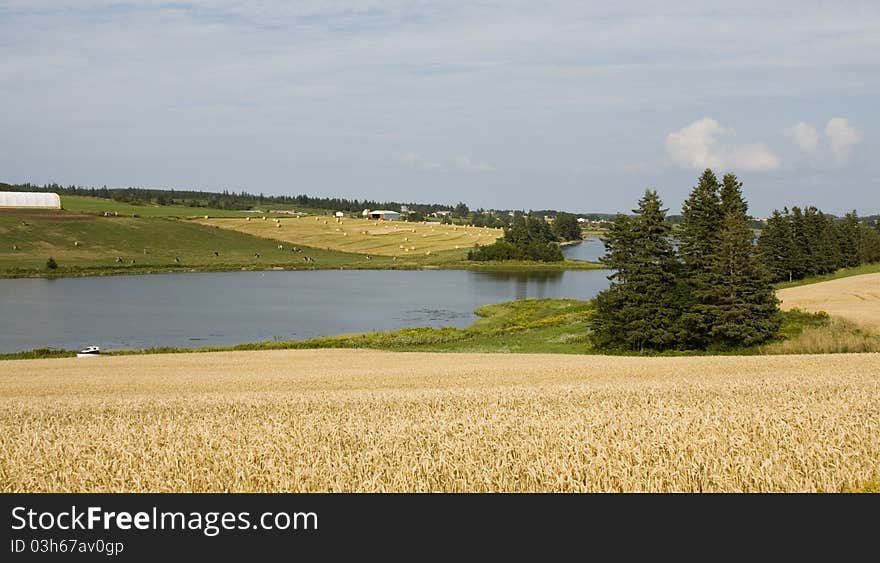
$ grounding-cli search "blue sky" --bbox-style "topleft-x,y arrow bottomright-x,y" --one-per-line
1,1 -> 877,216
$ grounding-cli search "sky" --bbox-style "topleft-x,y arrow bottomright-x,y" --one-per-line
1,1 -> 878,216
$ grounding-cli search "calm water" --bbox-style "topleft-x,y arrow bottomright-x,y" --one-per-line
561,237 -> 605,262
0,269 -> 611,353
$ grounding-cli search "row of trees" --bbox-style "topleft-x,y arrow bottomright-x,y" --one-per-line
757,207 -> 880,282
594,170 -> 779,352
0,182 -> 456,216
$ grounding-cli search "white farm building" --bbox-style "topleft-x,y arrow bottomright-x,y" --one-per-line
365,210 -> 401,221
0,192 -> 61,209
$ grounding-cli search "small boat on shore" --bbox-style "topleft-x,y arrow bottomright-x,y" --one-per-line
76,346 -> 101,358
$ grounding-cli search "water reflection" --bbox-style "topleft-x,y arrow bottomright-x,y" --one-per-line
562,237 -> 605,262
0,269 -> 611,353
472,270 -> 564,300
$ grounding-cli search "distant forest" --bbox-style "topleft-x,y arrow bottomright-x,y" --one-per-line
2,181 -> 876,230
0,181 -> 619,222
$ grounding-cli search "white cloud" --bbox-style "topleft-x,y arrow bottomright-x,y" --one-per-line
787,122 -> 821,153
400,152 -> 441,170
726,142 -> 782,171
825,117 -> 863,164
665,118 -> 781,171
453,155 -> 494,172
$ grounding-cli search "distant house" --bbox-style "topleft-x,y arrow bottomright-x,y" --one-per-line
366,210 -> 401,221
0,192 -> 61,209
334,211 -> 345,218
430,210 -> 452,217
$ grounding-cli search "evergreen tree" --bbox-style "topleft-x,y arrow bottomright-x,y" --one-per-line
719,173 -> 747,216
552,213 -> 583,241
704,180 -> 780,347
677,169 -> 724,346
859,222 -> 880,264
806,208 -> 840,274
594,190 -> 681,351
470,213 -> 562,262
836,212 -> 861,268
757,209 -> 797,282
789,207 -> 811,277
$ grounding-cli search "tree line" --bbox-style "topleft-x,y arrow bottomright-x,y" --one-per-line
0,182 -> 455,215
757,206 -> 880,282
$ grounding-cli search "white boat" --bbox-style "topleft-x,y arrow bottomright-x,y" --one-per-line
76,346 -> 101,357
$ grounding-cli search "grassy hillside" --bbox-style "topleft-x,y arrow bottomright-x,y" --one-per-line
60,195 -> 252,217
200,216 -> 504,256
0,211 -> 403,273
59,194 -> 332,218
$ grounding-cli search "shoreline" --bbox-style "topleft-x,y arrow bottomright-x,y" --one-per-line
0,258 -> 606,279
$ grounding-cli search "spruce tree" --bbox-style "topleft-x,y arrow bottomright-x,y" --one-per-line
837,212 -> 861,268
859,222 -> 880,264
789,206 -> 811,277
677,169 -> 724,347
757,209 -> 797,282
704,176 -> 780,347
594,190 -> 681,351
806,208 -> 840,274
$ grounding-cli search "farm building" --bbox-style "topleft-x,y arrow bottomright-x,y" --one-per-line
366,210 -> 401,221
334,211 -> 345,218
0,192 -> 61,209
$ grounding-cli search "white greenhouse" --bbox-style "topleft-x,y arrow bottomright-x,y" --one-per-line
0,192 -> 61,209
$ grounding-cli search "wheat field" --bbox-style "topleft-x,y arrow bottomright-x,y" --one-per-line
198,216 -> 502,256
2,349 -> 878,492
778,273 -> 880,329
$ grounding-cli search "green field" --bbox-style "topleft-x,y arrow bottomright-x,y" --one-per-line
59,195 -> 344,218
4,208 -> 569,276
0,211 -> 406,273
1,198 -> 603,276
59,195 -> 254,217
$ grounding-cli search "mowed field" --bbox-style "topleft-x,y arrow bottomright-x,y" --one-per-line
0,211 -> 383,270
200,216 -> 503,256
2,350 -> 878,492
778,273 -> 880,329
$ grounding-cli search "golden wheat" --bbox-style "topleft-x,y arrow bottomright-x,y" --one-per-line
2,350 -> 879,492
778,273 -> 880,329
